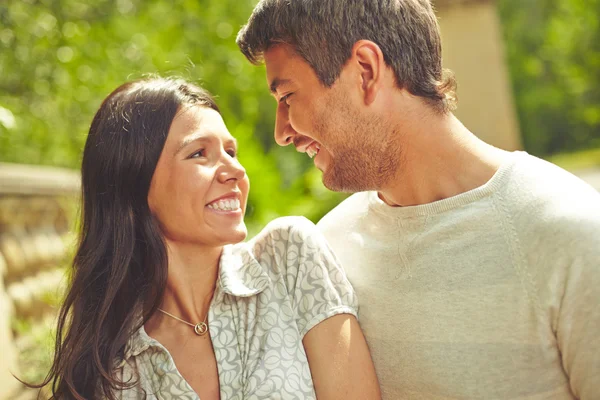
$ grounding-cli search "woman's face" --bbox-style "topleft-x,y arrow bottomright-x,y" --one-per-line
148,105 -> 249,248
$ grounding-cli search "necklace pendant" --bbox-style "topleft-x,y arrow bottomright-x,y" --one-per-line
194,322 -> 208,336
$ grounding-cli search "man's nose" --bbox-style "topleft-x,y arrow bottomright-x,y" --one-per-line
274,102 -> 293,146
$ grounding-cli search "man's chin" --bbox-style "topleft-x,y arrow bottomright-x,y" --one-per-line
322,169 -> 365,193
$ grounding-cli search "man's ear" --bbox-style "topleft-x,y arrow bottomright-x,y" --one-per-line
352,40 -> 385,105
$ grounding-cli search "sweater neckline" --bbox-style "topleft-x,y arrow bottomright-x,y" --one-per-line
368,151 -> 522,219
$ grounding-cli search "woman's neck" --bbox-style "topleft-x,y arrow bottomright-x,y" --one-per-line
153,242 -> 222,326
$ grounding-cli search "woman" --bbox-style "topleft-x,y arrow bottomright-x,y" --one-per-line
37,77 -> 380,399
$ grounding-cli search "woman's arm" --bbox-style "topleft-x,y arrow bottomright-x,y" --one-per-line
263,216 -> 381,399
304,314 -> 381,400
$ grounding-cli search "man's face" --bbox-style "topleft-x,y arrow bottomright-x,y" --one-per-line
264,44 -> 398,192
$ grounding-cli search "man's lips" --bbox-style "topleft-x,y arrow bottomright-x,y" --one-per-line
292,136 -> 315,152
306,142 -> 321,158
294,138 -> 322,158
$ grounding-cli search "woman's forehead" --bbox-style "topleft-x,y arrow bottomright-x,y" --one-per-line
168,106 -> 235,151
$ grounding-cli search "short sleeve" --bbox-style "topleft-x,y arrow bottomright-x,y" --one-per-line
553,221 -> 600,399
266,216 -> 359,337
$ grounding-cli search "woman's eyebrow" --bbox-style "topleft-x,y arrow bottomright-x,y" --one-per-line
175,134 -> 238,156
175,133 -> 210,156
224,137 -> 239,148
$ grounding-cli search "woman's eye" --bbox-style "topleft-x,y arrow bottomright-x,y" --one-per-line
189,149 -> 205,159
226,149 -> 237,158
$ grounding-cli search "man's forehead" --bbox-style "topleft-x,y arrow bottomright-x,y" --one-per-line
264,44 -> 299,85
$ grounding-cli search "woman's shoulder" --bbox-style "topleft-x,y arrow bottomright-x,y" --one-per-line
251,216 -> 319,245
232,216 -> 324,279
237,216 -> 330,274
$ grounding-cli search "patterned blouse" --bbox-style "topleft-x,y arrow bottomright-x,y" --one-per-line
113,217 -> 358,399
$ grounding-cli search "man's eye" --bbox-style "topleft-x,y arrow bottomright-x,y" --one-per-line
189,149 -> 205,159
279,93 -> 292,105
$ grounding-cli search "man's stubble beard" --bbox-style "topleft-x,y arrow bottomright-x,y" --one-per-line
316,101 -> 400,193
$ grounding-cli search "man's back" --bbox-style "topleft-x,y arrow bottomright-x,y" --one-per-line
318,152 -> 600,399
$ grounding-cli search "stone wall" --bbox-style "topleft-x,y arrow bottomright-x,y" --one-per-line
0,163 -> 79,400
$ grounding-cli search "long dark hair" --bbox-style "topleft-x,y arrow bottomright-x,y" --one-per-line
31,77 -> 219,399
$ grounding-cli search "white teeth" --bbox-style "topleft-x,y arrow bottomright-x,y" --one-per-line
306,143 -> 321,159
208,198 -> 240,211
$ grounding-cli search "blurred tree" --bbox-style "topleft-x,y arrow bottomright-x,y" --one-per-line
3,0 -> 598,390
2,0 -> 599,232
0,0 -> 345,233
498,0 -> 600,156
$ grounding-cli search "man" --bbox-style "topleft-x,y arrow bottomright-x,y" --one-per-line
236,0 -> 600,398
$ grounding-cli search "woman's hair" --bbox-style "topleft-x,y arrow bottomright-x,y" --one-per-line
31,77 -> 219,399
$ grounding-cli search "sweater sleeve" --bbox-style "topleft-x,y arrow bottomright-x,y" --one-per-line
554,225 -> 600,400
505,156 -> 600,399
520,194 -> 600,399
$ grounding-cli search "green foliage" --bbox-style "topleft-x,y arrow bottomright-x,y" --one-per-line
12,316 -> 56,384
0,0 -> 345,233
2,0 -> 599,233
498,0 -> 600,156
547,147 -> 600,171
4,0 -> 598,392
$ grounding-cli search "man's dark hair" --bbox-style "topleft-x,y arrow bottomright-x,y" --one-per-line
237,0 -> 457,113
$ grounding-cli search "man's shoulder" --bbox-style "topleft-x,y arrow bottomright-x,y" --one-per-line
508,152 -> 600,216
505,153 -> 600,252
511,152 -> 599,199
317,192 -> 371,233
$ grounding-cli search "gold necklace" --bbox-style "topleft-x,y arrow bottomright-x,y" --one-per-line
157,308 -> 209,336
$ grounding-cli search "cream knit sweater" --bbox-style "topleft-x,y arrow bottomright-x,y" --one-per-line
318,152 -> 600,400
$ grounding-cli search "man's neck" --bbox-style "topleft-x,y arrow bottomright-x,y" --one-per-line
378,113 -> 510,207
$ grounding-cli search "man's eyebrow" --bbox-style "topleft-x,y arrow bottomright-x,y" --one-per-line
269,77 -> 293,94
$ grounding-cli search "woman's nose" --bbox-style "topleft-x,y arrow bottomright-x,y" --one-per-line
217,157 -> 246,183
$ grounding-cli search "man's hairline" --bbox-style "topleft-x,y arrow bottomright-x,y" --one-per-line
262,42 -> 306,97
257,40 -> 439,106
